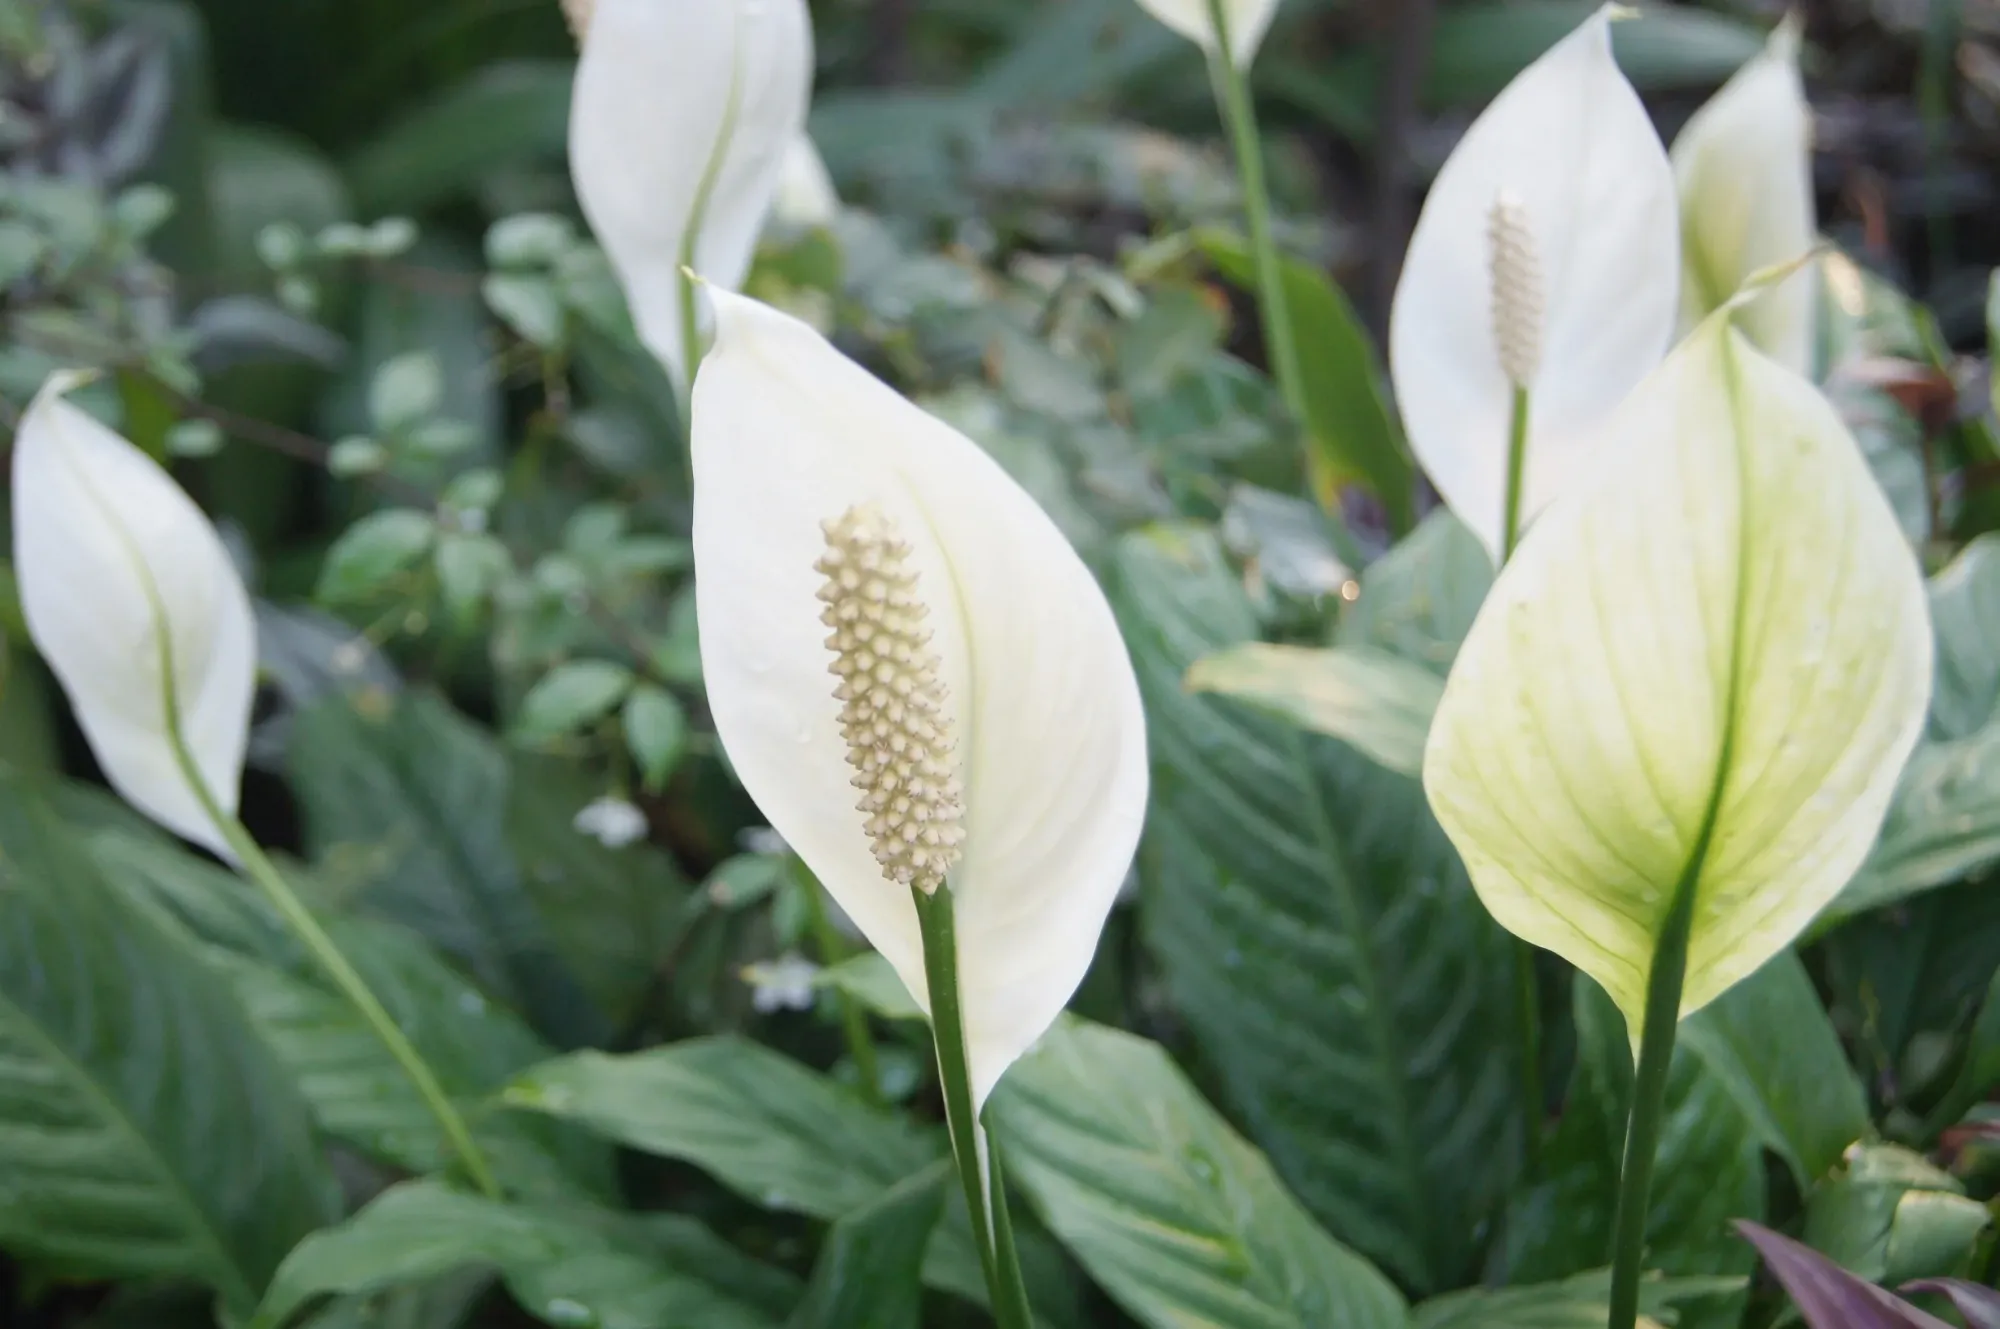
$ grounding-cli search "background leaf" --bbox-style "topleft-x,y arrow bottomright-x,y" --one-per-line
1110,523 -> 1521,1292
989,1018 -> 1407,1329
785,1162 -> 948,1329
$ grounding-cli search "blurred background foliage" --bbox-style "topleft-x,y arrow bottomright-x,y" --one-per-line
1,0 -> 2000,1325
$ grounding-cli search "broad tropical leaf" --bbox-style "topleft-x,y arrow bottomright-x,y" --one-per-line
250,1179 -> 794,1329
1803,1145 -> 1991,1287
1110,522 -> 1520,1290
1184,644 -> 1442,777
0,781 -> 337,1315
786,1162 -> 949,1329
990,1018 -> 1407,1329
1737,1221 -> 1952,1329
1411,1268 -> 1743,1329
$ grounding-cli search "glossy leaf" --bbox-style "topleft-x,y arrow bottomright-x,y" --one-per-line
1110,525 -> 1521,1291
1803,1145 -> 1991,1287
1412,1268 -> 1741,1329
1901,1280 -> 2000,1328
251,1179 -> 794,1329
1185,643 -> 1443,778
786,1162 -> 948,1329
990,1018 -> 1408,1329
0,781 -> 337,1315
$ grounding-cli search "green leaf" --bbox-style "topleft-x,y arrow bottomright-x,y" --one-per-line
816,951 -> 925,1024
290,693 -> 605,1047
316,509 -> 435,603
1412,1268 -> 1743,1329
435,531 -> 512,621
368,351 -> 444,434
1675,951 -> 1872,1188
622,685 -> 688,792
516,661 -> 637,745
485,273 -> 567,350
1424,318 -> 1933,1036
85,826 -> 612,1201
1197,229 -> 1414,529
1109,524 -> 1521,1291
1804,1145 -> 1992,1286
1185,643 -> 1443,777
251,1179 -> 793,1329
344,63 -> 576,217
990,1018 -> 1407,1329
1925,969 -> 2000,1134
499,1039 -> 1016,1316
1336,510 -> 1492,673
786,1162 -> 949,1329
504,752 -> 700,1027
1505,977 -> 1761,1329
0,781 -> 337,1314
1930,535 -> 2000,738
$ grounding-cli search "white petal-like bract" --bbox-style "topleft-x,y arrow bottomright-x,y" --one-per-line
569,0 -> 812,379
12,374 -> 256,857
1673,19 -> 1817,374
1131,0 -> 1282,68
771,134 -> 840,230
1423,318 -> 1932,1036
1390,5 -> 1680,562
691,291 -> 1149,1109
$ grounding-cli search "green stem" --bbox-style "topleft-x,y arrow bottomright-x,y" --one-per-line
1202,0 -> 1318,508
172,750 -> 502,1200
985,1129 -> 1036,1329
1500,383 -> 1541,1172
793,858 -> 884,1107
1501,384 -> 1531,561
1605,871 -> 1699,1329
912,886 -> 1030,1329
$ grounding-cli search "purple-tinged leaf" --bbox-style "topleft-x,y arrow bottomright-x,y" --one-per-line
1903,1279 -> 2000,1328
1734,1221 -> 1953,1328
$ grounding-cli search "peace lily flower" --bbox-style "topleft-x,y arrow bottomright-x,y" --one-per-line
690,289 -> 1149,1110
1390,5 -> 1680,562
1132,0 -> 1282,68
11,372 -> 254,859
1672,17 -> 1817,374
1423,310 -> 1932,1041
568,0 -> 812,381
771,134 -> 840,231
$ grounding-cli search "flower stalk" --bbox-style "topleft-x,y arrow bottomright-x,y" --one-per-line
792,856 -> 884,1107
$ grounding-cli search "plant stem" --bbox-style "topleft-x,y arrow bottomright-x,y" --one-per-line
793,858 -> 884,1107
912,885 -> 1030,1329
1499,383 -> 1542,1172
1605,871 -> 1699,1329
172,751 -> 503,1200
1202,0 -> 1320,508
985,1130 -> 1037,1329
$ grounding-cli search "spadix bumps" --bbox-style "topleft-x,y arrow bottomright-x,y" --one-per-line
1423,316 -> 1932,1035
691,290 -> 1148,1108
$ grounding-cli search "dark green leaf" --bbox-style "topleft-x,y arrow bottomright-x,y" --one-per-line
290,693 -> 605,1047
343,62 -> 575,217
990,1018 -> 1407,1329
251,1179 -> 793,1329
1198,230 -> 1414,530
1110,524 -> 1520,1291
0,781 -> 337,1314
315,509 -> 434,603
1924,969 -> 2000,1135
1411,1268 -> 1742,1329
786,1162 -> 949,1329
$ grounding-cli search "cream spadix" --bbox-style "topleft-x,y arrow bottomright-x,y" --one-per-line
1673,18 -> 1817,374
691,290 -> 1149,1109
11,373 -> 255,858
568,0 -> 812,380
1131,0 -> 1282,68
1422,315 -> 1932,1036
1390,5 -> 1679,562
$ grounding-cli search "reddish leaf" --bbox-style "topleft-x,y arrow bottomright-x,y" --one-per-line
1735,1221 -> 1953,1328
1903,1279 -> 2000,1329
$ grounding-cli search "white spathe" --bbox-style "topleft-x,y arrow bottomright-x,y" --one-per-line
11,373 -> 256,858
1422,315 -> 1932,1037
690,290 -> 1150,1109
569,0 -> 812,380
1131,0 -> 1282,68
1390,5 -> 1680,563
1673,18 -> 1817,374
772,134 -> 840,230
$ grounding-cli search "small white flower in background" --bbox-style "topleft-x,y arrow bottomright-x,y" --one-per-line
691,289 -> 1150,1110
1131,0 -> 1283,68
1390,4 -> 1680,562
568,0 -> 813,380
770,135 -> 840,231
1672,16 -> 1817,374
744,952 -> 822,1014
11,372 -> 256,860
573,796 -> 648,849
